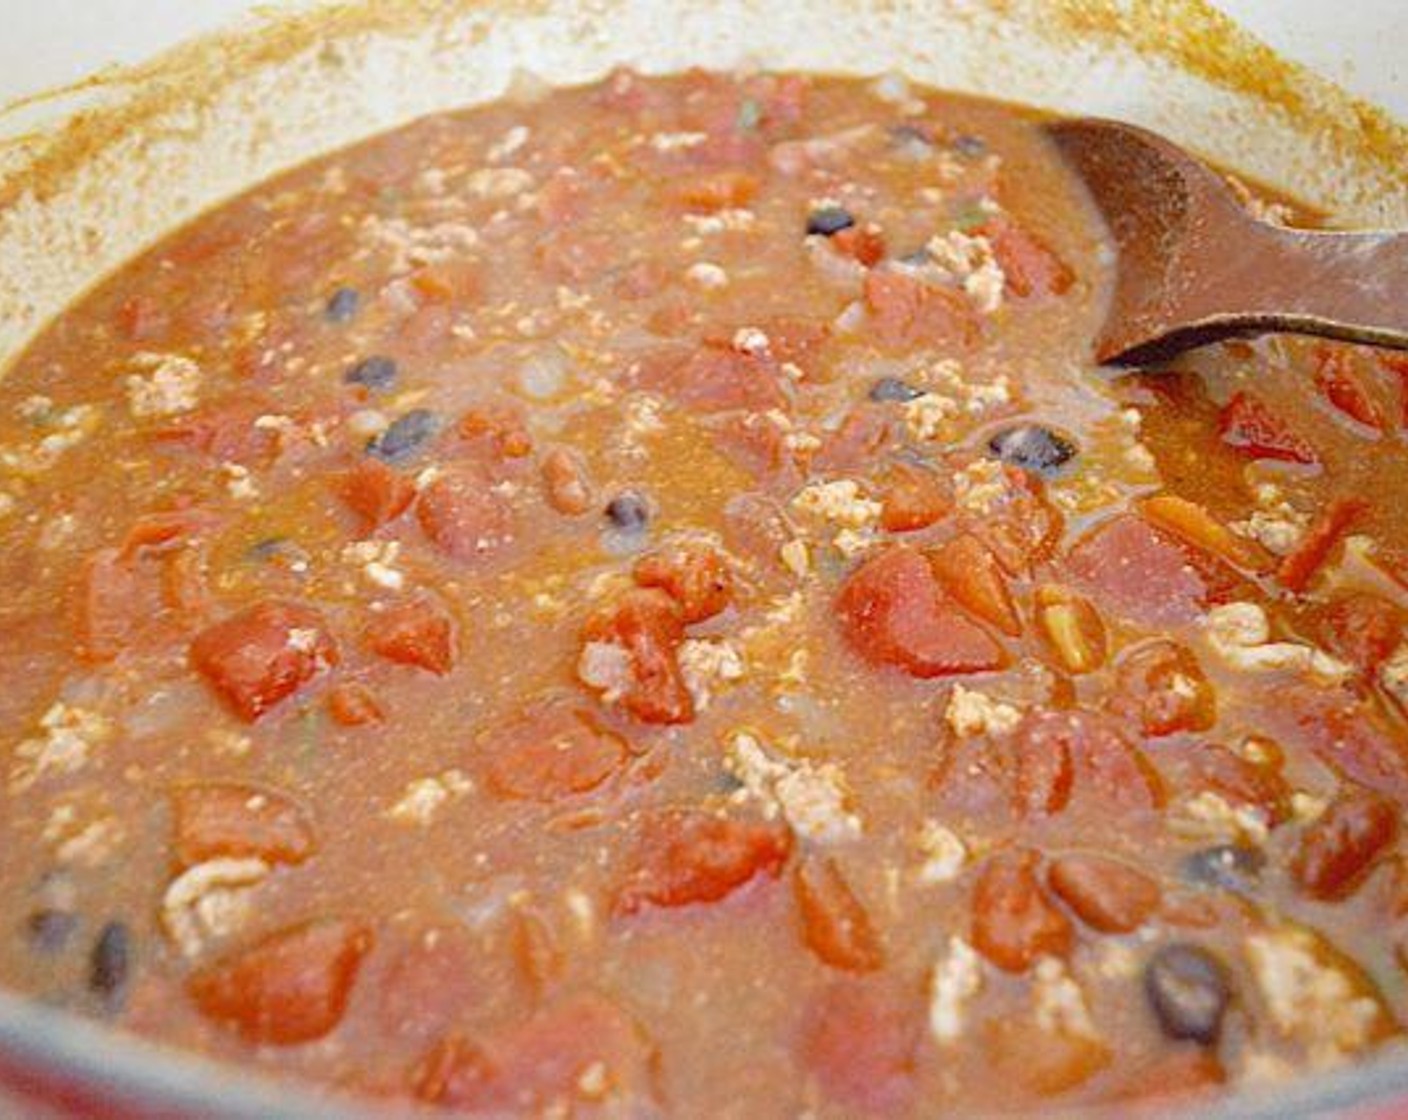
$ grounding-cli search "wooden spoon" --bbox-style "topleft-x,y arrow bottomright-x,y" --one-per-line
1046,117 -> 1408,366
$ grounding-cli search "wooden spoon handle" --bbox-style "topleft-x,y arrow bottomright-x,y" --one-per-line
1239,227 -> 1408,350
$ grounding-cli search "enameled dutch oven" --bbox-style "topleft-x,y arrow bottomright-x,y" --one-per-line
1,2 -> 1406,1115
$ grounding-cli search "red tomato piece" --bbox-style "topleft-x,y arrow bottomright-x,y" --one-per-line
831,225 -> 887,268
326,681 -> 384,727
190,601 -> 338,722
171,783 -> 316,867
1009,710 -> 1162,815
415,469 -> 514,563
1321,593 -> 1405,677
1267,686 -> 1408,804
456,402 -> 534,461
154,399 -> 279,465
879,462 -> 951,533
479,701 -> 627,802
367,598 -> 457,676
794,856 -> 884,973
675,170 -> 760,212
615,809 -> 792,914
928,533 -> 1022,636
1277,497 -> 1368,594
971,849 -> 1073,973
1066,514 -> 1208,628
188,919 -> 372,1045
1180,742 -> 1291,826
864,270 -> 980,350
415,995 -> 658,1112
119,508 -> 222,559
1218,391 -> 1320,464
374,925 -> 486,1043
836,547 -> 1006,678
798,981 -> 919,1116
978,217 -> 1074,298
1314,346 -> 1384,430
336,460 -> 416,531
812,404 -> 896,474
634,343 -> 786,414
1108,639 -> 1215,736
633,540 -> 733,624
540,447 -> 595,516
1292,790 -> 1399,900
1047,854 -> 1160,933
580,589 -> 694,725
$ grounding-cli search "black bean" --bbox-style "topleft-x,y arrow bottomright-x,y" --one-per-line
366,409 -> 439,463
987,424 -> 1079,477
953,134 -> 988,158
248,537 -> 311,574
897,248 -> 933,267
806,206 -> 856,238
325,287 -> 361,323
605,491 -> 651,532
1181,844 -> 1265,895
1144,943 -> 1232,1045
869,377 -> 925,403
89,921 -> 131,1006
26,909 -> 77,953
344,355 -> 398,393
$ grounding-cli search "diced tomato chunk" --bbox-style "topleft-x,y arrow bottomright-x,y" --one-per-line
864,270 -> 980,350
978,217 -> 1074,298
831,225 -> 886,268
367,597 -> 457,675
1218,391 -> 1319,464
1315,346 -> 1384,430
971,849 -> 1073,972
416,469 -> 514,563
478,700 -> 627,802
634,343 -> 786,413
1277,497 -> 1367,594
675,170 -> 760,212
1321,593 -> 1405,676
580,589 -> 693,725
456,402 -> 533,461
1008,710 -> 1162,815
374,925 -> 486,1043
633,540 -> 733,623
170,783 -> 316,867
812,405 -> 895,474
119,508 -> 222,559
615,809 -> 792,913
798,981 -> 919,1116
154,399 -> 279,465
836,547 -> 1006,678
794,856 -> 884,972
1047,854 -> 1160,933
879,463 -> 951,533
1066,514 -> 1208,628
190,601 -> 338,721
1291,791 -> 1398,900
336,460 -> 416,530
928,533 -> 1022,636
327,681 -> 384,727
1264,686 -> 1408,804
415,995 -> 657,1112
1108,639 -> 1215,736
1180,742 -> 1290,826
188,919 -> 372,1044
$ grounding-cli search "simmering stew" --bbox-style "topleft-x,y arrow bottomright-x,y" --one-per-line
3,68 -> 1408,1114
